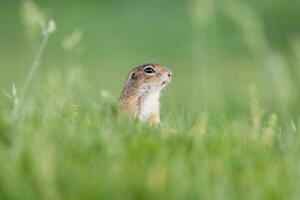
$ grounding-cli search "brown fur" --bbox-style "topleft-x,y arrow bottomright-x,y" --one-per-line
119,63 -> 172,124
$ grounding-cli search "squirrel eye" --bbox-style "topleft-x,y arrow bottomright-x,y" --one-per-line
144,67 -> 155,74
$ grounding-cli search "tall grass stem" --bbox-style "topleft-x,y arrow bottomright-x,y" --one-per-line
12,20 -> 56,117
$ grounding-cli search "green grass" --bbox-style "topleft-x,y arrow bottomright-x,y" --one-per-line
1,0 -> 300,199
0,68 -> 300,200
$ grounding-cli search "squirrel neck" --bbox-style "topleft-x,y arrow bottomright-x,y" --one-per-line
139,89 -> 160,121
119,85 -> 161,120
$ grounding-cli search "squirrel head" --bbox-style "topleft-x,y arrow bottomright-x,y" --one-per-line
124,63 -> 172,94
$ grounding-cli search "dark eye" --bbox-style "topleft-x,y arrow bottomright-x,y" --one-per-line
144,67 -> 155,74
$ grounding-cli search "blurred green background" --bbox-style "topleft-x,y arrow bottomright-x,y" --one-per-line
1,0 -> 300,119
2,1 -> 300,199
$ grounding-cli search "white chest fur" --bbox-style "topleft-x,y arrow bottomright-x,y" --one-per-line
139,90 -> 160,121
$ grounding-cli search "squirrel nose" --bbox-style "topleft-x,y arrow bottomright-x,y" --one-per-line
167,70 -> 172,78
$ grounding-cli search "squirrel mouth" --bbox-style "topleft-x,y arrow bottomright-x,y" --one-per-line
161,77 -> 171,86
161,80 -> 169,86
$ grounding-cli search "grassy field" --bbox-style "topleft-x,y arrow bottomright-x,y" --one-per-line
1,0 -> 300,199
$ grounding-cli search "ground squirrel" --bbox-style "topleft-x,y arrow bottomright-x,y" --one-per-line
118,63 -> 172,124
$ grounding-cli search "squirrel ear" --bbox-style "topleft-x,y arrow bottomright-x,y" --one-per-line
124,71 -> 137,86
131,72 -> 136,79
